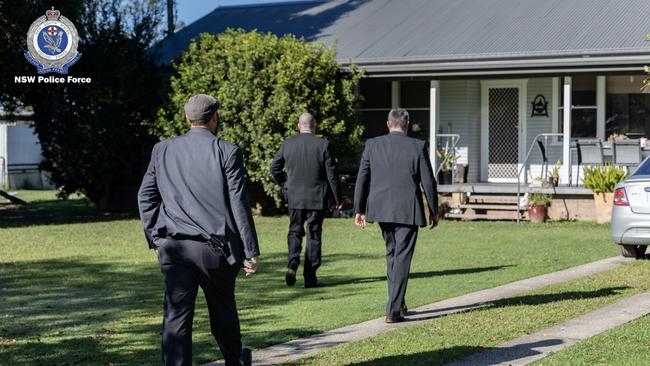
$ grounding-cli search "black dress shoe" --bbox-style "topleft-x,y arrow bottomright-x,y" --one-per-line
240,347 -> 252,366
385,315 -> 405,323
304,280 -> 326,288
285,263 -> 298,287
400,303 -> 408,317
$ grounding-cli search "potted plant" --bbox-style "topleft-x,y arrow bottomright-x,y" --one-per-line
436,148 -> 458,185
549,160 -> 561,187
582,164 -> 626,224
528,193 -> 551,223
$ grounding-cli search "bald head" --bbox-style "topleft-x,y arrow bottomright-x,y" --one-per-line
298,112 -> 316,133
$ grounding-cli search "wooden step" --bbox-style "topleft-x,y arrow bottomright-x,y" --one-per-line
445,211 -> 527,221
467,194 -> 520,204
459,204 -> 524,211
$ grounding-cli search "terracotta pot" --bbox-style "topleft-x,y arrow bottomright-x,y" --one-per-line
593,192 -> 614,224
528,204 -> 547,223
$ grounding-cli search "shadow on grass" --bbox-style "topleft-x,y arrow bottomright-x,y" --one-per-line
0,257 -> 162,364
0,253 -> 372,365
0,198 -> 138,228
345,286 -> 628,365
328,265 -> 515,287
347,339 -> 564,366
410,286 -> 630,322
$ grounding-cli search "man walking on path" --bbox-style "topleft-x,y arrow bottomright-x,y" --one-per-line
270,112 -> 341,288
138,94 -> 259,366
354,108 -> 440,323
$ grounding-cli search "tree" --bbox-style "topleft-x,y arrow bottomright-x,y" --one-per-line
0,0 -> 166,212
150,29 -> 363,210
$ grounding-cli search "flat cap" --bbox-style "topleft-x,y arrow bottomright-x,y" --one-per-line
184,94 -> 220,122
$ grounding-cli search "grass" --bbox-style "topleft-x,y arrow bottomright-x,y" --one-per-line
0,190 -> 619,365
290,261 -> 650,366
532,314 -> 650,365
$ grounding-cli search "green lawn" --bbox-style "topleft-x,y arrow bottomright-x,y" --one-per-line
0,191 -> 619,365
532,314 -> 650,366
290,261 -> 650,366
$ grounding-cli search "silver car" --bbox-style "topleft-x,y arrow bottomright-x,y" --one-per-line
611,156 -> 650,258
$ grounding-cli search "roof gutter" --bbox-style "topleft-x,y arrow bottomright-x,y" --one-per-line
339,54 -> 650,77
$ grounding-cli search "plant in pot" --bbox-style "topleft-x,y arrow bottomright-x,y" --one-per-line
582,164 -> 626,224
528,193 -> 552,223
549,160 -> 561,187
436,148 -> 459,185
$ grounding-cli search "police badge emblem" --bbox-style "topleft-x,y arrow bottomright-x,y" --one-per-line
24,7 -> 81,74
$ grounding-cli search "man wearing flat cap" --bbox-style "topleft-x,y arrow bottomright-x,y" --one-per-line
354,108 -> 440,324
138,94 -> 260,366
270,112 -> 340,288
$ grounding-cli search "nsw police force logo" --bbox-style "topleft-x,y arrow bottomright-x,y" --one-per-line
24,7 -> 81,74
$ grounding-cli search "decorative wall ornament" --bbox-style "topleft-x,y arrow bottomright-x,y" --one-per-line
530,94 -> 549,117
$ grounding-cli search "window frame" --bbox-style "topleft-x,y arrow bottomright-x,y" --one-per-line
551,76 -> 605,144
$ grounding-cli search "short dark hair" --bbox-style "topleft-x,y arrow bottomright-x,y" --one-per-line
387,108 -> 409,129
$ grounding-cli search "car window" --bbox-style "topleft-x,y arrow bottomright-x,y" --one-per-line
632,158 -> 650,176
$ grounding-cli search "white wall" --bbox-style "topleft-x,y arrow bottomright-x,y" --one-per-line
0,122 -> 52,189
7,123 -> 43,165
439,79 -> 481,182
438,77 -> 566,183
525,77 -> 563,181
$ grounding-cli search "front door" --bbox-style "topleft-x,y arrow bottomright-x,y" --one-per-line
481,81 -> 527,183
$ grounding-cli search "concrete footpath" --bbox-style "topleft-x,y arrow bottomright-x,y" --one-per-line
205,256 -> 632,366
446,290 -> 650,366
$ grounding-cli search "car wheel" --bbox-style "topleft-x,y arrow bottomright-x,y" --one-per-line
619,244 -> 647,259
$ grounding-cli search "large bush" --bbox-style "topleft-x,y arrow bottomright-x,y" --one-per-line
150,29 -> 363,209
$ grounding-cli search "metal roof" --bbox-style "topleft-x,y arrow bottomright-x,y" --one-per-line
158,0 -> 650,75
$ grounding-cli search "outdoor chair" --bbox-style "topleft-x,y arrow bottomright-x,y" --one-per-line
575,139 -> 604,185
613,139 -> 642,167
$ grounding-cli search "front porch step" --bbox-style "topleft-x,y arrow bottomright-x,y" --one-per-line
458,204 -> 522,211
467,194 -> 519,205
438,183 -> 592,195
445,211 -> 527,221
444,193 -> 528,221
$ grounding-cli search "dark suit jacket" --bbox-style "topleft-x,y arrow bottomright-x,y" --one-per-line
354,131 -> 438,227
137,128 -> 260,267
270,133 -> 340,210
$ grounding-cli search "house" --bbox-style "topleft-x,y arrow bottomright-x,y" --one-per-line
0,110 -> 54,190
159,0 -> 650,220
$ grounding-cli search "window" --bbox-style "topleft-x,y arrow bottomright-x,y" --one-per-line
359,79 -> 391,109
358,80 -> 431,139
558,76 -> 598,138
606,75 -> 650,140
358,79 -> 391,138
400,81 -> 430,139
400,81 -> 429,109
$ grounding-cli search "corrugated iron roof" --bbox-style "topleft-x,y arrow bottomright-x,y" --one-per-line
158,0 -> 650,73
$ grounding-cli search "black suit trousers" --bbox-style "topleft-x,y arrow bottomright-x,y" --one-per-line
379,223 -> 418,317
156,237 -> 242,366
287,209 -> 325,282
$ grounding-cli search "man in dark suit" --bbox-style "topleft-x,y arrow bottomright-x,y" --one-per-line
354,108 -> 440,323
138,94 -> 260,366
270,112 -> 340,288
